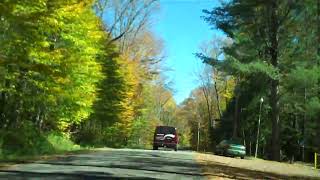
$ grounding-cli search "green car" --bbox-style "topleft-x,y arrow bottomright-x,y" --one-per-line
215,139 -> 246,159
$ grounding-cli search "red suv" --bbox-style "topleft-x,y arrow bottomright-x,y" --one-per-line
153,126 -> 178,151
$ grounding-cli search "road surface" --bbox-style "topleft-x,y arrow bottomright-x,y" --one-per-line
0,148 -> 319,179
0,148 -> 205,179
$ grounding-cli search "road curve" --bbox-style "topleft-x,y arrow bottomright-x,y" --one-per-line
0,148 -> 205,179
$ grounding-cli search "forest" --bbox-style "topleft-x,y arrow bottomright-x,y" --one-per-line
190,0 -> 320,162
0,0 -> 319,164
0,0 -> 178,157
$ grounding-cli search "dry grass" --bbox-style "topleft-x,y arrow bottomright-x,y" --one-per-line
196,153 -> 320,180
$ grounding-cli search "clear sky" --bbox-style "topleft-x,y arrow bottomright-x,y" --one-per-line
153,0 -> 223,104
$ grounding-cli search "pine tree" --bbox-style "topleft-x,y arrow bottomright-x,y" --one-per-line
201,0 -> 305,161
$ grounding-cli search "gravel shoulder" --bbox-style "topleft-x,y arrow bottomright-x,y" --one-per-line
196,153 -> 320,180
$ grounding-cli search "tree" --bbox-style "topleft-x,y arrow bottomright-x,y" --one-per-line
0,0 -> 113,154
94,0 -> 159,51
200,0 -> 320,162
201,0 -> 300,161
0,0 -> 105,131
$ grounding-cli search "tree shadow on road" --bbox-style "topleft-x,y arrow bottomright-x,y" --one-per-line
0,150 -> 205,179
0,170 -> 157,179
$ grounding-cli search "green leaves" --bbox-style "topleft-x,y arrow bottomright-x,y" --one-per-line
0,0 -> 105,132
286,66 -> 319,89
306,97 -> 320,118
224,57 -> 279,79
200,0 -> 320,158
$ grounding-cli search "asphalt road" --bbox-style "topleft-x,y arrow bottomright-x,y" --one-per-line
0,148 -> 205,180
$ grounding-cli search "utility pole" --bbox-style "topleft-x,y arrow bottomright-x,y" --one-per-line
255,97 -> 264,158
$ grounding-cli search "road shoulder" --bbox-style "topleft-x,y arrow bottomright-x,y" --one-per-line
195,153 -> 320,180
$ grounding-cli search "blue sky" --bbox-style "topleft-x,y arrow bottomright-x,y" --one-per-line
153,0 -> 223,104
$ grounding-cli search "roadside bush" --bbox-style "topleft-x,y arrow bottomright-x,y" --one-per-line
127,118 -> 157,149
47,132 -> 80,152
73,125 -> 105,147
0,122 -> 81,158
0,122 -> 54,156
104,125 -> 125,148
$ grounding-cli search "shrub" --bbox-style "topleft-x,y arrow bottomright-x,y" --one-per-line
0,122 -> 54,156
47,132 -> 80,152
0,122 -> 81,158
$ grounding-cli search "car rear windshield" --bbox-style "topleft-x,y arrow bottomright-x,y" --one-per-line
228,139 -> 242,145
156,126 -> 176,134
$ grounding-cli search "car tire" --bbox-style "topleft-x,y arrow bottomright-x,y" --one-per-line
153,146 -> 158,150
174,146 -> 177,151
222,150 -> 227,156
241,156 -> 244,159
214,149 -> 220,155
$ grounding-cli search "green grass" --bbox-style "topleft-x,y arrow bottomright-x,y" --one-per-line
0,131 -> 89,162
0,148 -> 92,163
47,132 -> 81,152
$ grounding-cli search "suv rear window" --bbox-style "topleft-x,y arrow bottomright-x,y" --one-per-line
156,126 -> 176,134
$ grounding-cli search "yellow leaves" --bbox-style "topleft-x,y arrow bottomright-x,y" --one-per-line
217,75 -> 236,110
74,109 -> 90,122
54,77 -> 70,85
58,121 -> 70,132
165,98 -> 176,109
47,94 -> 57,105
83,47 -> 99,57
11,1 -> 46,16
0,0 -> 111,138
87,30 -> 104,41
104,54 -> 142,137
29,50 -> 51,63
222,91 -> 233,99
51,86 -> 63,94
123,30 -> 163,64
45,17 -> 61,29
39,41 -> 50,48
60,1 -> 87,15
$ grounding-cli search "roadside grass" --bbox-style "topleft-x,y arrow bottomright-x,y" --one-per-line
46,132 -> 81,152
0,131 -> 92,164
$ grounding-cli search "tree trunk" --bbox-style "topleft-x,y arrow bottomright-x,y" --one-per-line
0,86 -> 6,127
0,79 -> 10,128
225,78 -> 228,109
201,87 -> 213,128
317,0 -> 320,153
269,0 -> 281,161
232,94 -> 240,138
270,80 -> 280,161
213,70 -> 222,119
242,129 -> 246,147
197,121 -> 200,151
214,81 -> 222,117
302,88 -> 307,161
249,140 -> 252,156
